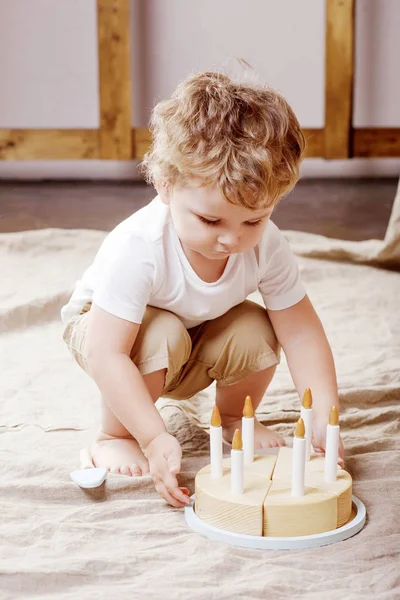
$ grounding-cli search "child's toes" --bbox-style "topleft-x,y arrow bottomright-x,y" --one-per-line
261,439 -> 276,449
110,466 -> 121,474
139,461 -> 150,476
120,465 -> 131,476
130,464 -> 142,477
277,437 -> 286,447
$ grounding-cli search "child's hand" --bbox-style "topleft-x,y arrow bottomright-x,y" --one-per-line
312,417 -> 345,468
144,432 -> 190,508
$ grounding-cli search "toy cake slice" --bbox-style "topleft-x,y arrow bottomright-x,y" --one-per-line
305,470 -> 352,527
195,462 -> 272,535
270,446 -> 352,528
263,479 -> 337,537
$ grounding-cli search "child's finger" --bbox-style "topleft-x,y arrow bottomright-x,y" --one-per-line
159,475 -> 190,506
167,481 -> 191,505
155,481 -> 186,508
160,468 -> 190,505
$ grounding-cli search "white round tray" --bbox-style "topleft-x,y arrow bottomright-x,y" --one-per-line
184,495 -> 366,550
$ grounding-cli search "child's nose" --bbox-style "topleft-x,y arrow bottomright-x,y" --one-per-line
217,232 -> 239,247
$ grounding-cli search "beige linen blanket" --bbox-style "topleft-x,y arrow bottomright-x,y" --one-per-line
1,184 -> 399,599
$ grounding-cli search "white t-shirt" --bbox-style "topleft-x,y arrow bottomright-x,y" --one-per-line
61,196 -> 306,328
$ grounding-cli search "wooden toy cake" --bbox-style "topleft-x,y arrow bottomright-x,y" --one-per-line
195,391 -> 352,538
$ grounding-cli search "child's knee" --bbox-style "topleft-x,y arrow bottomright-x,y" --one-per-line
207,302 -> 280,384
232,302 -> 279,353
131,307 -> 192,382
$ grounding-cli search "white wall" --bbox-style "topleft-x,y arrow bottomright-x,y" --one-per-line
0,0 -> 99,128
137,0 -> 326,128
0,0 -> 399,179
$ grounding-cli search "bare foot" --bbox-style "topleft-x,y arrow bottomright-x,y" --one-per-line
222,418 -> 285,450
91,431 -> 150,477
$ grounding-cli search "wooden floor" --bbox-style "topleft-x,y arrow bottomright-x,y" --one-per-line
0,178 -> 397,240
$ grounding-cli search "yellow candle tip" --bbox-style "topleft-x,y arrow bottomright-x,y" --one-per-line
243,395 -> 254,418
295,418 -> 305,438
232,429 -> 243,450
302,388 -> 312,409
211,405 -> 221,427
329,406 -> 339,426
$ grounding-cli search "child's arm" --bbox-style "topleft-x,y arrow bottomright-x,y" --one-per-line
85,303 -> 190,507
268,295 -> 345,466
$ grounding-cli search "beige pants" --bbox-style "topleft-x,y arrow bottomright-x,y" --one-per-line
63,300 -> 280,400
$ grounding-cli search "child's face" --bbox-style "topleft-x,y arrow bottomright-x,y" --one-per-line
159,182 -> 273,260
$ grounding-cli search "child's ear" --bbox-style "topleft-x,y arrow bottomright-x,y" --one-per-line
156,181 -> 171,205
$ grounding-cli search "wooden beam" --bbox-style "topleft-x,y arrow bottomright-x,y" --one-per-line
353,128 -> 400,157
302,128 -> 325,158
97,0 -> 132,159
324,0 -> 355,159
1,127 -> 399,161
0,126 -> 397,162
0,130 -> 99,160
132,127 -> 152,160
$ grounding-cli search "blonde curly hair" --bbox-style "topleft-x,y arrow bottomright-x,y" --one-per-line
141,72 -> 305,209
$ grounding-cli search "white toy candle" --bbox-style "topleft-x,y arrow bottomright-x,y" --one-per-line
210,405 -> 223,478
324,406 -> 340,482
300,388 -> 313,461
231,429 -> 244,495
291,418 -> 306,497
242,395 -> 255,465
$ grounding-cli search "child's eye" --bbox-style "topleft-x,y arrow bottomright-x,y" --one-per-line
245,219 -> 263,227
198,215 -> 220,226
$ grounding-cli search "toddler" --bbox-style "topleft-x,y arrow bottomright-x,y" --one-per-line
62,72 -> 344,507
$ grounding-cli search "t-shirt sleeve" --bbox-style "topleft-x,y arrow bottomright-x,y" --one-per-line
257,221 -> 306,310
92,234 -> 157,323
